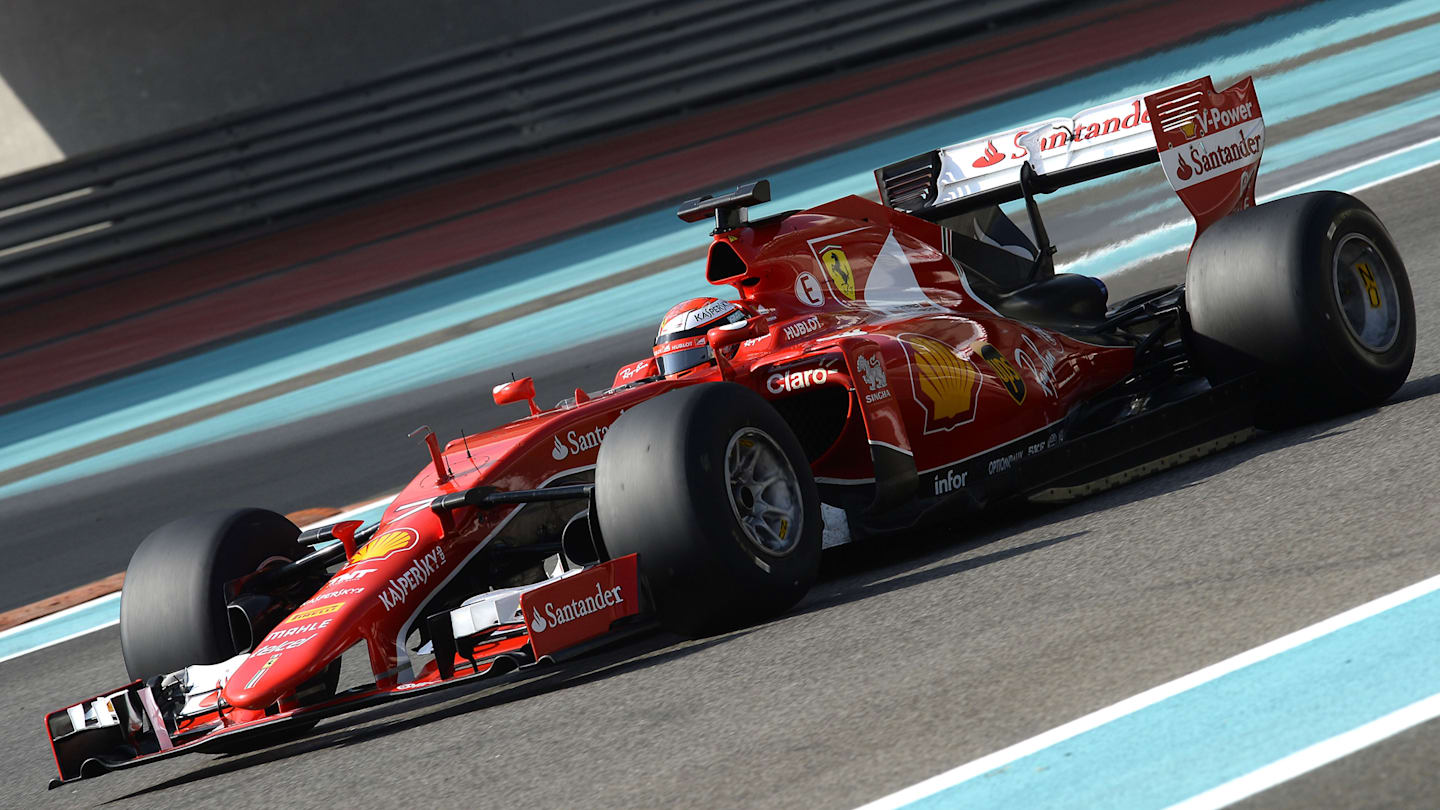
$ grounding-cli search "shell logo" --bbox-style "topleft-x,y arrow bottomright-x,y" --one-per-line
901,334 -> 980,433
349,528 -> 418,564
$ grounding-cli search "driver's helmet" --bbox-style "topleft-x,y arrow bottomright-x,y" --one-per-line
653,297 -> 747,377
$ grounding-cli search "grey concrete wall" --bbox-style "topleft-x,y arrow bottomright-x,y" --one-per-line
0,0 -> 608,177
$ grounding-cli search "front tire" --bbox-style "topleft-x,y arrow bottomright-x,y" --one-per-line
119,508 -> 302,682
595,382 -> 822,636
1185,191 -> 1415,421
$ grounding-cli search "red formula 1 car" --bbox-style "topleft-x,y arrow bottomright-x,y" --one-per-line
45,75 -> 1415,786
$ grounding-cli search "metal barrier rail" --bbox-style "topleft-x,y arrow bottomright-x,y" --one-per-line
0,0 -> 1059,291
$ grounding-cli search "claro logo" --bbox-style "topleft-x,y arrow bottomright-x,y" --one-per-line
529,582 -> 626,634
767,367 -> 829,394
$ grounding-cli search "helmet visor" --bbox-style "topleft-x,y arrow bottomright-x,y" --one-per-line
655,345 -> 714,377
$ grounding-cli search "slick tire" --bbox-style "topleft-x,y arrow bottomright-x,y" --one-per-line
1185,191 -> 1415,425
120,508 -> 302,682
595,382 -> 822,637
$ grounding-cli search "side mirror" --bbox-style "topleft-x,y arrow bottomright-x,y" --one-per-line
706,319 -> 763,352
706,320 -> 763,380
493,376 -> 540,416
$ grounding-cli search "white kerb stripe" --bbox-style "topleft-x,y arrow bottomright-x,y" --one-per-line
855,571 -> 1440,810
1166,691 -> 1440,810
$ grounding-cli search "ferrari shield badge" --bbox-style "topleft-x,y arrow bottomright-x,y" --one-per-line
819,245 -> 856,300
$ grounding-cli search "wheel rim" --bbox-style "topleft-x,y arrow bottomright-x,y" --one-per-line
723,428 -> 803,557
1331,233 -> 1400,353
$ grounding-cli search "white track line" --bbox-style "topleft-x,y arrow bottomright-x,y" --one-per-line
1167,692 -> 1440,809
856,571 -> 1440,809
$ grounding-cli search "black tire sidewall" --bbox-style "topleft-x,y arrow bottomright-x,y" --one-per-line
1185,191 -> 1415,417
120,508 -> 302,681
596,383 -> 821,636
1295,201 -> 1415,407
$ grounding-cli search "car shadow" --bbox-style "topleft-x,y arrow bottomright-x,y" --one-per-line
105,627 -> 750,804
103,371 -> 1440,801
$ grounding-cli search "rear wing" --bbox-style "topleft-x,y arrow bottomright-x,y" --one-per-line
875,76 -> 1264,238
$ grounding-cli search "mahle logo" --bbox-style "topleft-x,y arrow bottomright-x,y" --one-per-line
901,334 -> 979,433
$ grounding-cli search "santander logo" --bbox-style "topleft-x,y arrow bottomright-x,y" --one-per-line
972,141 -> 1005,169
529,582 -> 625,634
551,436 -> 569,461
1175,155 -> 1193,181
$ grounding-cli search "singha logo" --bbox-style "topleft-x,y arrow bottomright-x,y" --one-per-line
551,436 -> 570,461
857,353 -> 887,392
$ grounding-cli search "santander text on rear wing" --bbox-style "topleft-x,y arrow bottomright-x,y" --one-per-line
875,76 -> 1264,239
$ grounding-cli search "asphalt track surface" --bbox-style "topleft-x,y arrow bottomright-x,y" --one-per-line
1,162 -> 1437,808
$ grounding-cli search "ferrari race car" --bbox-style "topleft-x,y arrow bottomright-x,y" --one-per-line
45,74 -> 1415,786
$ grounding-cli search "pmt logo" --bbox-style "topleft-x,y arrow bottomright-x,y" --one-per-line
900,334 -> 980,434
529,582 -> 626,634
551,415 -> 619,461
349,528 -> 418,564
856,352 -> 891,404
767,367 -> 829,394
782,316 -> 821,341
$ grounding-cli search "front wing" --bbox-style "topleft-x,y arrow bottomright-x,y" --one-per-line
45,554 -> 642,787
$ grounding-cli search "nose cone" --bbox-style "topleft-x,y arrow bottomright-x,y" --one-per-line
221,600 -> 351,708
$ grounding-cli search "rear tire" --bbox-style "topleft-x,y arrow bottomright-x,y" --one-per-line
1185,191 -> 1415,422
119,509 -> 302,682
595,382 -> 821,637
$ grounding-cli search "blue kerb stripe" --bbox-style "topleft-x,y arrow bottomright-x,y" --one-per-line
902,587 -> 1440,809
0,594 -> 120,663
